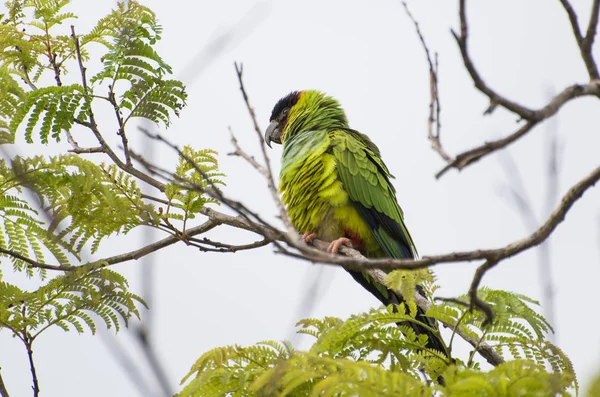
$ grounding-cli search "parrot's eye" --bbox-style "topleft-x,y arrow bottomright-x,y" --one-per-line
282,108 -> 289,116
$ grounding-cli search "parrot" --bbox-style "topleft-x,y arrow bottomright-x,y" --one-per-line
264,90 -> 446,356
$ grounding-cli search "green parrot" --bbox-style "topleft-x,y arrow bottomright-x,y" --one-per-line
265,90 -> 446,355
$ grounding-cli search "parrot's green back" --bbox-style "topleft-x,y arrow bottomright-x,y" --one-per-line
268,90 -> 445,355
280,128 -> 416,261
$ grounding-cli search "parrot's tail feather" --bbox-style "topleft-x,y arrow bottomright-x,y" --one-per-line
346,270 -> 447,355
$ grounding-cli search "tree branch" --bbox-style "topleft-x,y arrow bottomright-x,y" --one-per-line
70,26 -> 166,193
452,0 -> 536,119
0,247 -> 70,271
233,63 -> 297,238
228,127 -> 268,176
23,335 -> 39,397
192,163 -> 599,328
188,236 -> 271,253
401,1 -> 452,163
66,131 -> 105,154
559,0 -> 600,80
435,82 -> 600,178
427,0 -> 600,177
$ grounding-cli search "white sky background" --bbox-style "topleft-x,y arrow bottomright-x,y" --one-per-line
2,0 -> 600,396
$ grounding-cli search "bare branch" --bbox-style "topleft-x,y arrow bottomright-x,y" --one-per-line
452,0 -> 536,119
468,259 -> 497,326
197,163 -> 599,283
559,0 -> 600,80
0,247 -> 70,271
6,219 -> 218,273
189,236 -> 271,253
435,81 -> 600,177
436,120 -> 535,178
401,2 -> 452,162
95,219 -> 219,267
133,129 -> 284,241
301,164 -> 599,270
23,335 -> 39,397
50,52 -> 62,87
428,0 -> 600,177
66,131 -> 104,154
228,126 -> 268,176
108,88 -> 132,166
233,63 -> 297,238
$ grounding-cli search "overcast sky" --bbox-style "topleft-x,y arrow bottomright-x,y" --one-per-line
2,0 -> 600,396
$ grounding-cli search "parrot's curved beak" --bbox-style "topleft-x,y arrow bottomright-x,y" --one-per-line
264,121 -> 281,148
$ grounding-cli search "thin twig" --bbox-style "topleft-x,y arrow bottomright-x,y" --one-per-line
108,88 -> 132,166
436,82 -> 600,178
133,129 -> 284,239
23,336 -> 39,397
559,0 -> 600,80
452,0 -> 535,119
228,126 -> 268,176
70,26 -> 165,192
430,0 -> 600,177
468,260 -> 497,325
0,247 -> 70,271
66,131 -> 104,154
189,236 -> 271,252
401,1 -> 452,162
233,63 -> 296,237
434,297 -> 469,307
50,52 -> 62,87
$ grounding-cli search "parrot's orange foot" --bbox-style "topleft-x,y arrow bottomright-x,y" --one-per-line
327,237 -> 354,254
302,231 -> 317,244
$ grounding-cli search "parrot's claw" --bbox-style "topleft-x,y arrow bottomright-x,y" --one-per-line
327,237 -> 354,254
302,231 -> 317,244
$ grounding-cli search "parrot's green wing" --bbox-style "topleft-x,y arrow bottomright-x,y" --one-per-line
330,129 -> 417,260
330,129 -> 446,356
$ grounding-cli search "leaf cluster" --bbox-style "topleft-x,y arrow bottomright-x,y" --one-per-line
0,267 -> 146,340
178,289 -> 578,396
164,146 -> 225,229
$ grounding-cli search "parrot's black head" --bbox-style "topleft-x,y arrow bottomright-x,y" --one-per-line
265,90 -> 348,148
265,91 -> 301,148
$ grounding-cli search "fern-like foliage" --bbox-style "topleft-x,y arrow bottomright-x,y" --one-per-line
0,159 -> 74,278
0,66 -> 25,143
427,287 -> 575,385
443,360 -> 575,396
8,154 -> 160,255
0,154 -> 159,279
179,305 -> 447,397
89,1 -> 186,128
9,84 -> 88,143
385,268 -> 436,304
3,0 -> 186,144
0,0 -> 71,85
164,146 -> 224,229
178,289 -> 578,396
0,267 -> 145,339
